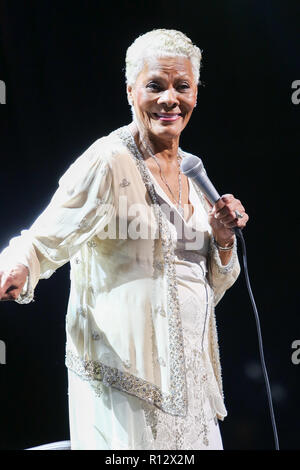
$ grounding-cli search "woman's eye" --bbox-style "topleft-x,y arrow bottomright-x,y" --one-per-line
178,83 -> 190,90
146,83 -> 161,91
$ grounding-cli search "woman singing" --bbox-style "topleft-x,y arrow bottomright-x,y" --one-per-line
0,29 -> 249,450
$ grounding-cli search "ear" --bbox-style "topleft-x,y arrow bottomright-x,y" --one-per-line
127,84 -> 134,105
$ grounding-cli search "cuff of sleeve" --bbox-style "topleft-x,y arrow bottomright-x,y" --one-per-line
210,236 -> 238,274
0,231 -> 41,304
15,265 -> 35,304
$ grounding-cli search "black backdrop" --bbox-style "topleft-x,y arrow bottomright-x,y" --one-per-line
0,0 -> 299,451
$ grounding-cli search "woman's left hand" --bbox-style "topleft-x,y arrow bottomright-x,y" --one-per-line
209,194 -> 249,246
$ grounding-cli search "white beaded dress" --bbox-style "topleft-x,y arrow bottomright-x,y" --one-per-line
68,163 -> 227,450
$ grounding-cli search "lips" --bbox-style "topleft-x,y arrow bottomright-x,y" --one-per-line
153,113 -> 182,121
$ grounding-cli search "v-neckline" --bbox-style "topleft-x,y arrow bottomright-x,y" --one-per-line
148,170 -> 195,225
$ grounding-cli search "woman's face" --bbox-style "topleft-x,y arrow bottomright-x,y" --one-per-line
127,56 -> 198,142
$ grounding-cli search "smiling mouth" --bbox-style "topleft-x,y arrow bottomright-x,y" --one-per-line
153,113 -> 183,122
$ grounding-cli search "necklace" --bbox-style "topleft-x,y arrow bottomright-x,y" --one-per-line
142,140 -> 184,216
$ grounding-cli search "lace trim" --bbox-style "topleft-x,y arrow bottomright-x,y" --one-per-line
209,236 -> 237,274
140,343 -> 225,449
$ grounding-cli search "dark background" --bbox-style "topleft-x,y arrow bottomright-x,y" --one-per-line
0,0 -> 299,450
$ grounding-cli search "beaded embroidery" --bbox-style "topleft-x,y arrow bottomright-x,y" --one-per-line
15,268 -> 34,304
66,350 -> 173,412
120,178 -> 131,187
115,126 -> 188,416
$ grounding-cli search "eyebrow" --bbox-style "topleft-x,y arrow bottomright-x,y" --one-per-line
146,74 -> 192,82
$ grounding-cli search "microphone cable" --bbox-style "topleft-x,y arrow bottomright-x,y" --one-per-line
179,152 -> 279,448
235,227 -> 280,450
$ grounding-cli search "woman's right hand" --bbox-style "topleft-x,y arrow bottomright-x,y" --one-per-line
0,264 -> 29,301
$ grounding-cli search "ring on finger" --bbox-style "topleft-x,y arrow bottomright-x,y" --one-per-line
234,210 -> 244,219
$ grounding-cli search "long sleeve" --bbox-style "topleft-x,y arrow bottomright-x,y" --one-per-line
207,236 -> 241,306
0,137 -> 115,303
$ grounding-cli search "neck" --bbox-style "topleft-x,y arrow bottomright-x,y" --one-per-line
128,120 -> 179,163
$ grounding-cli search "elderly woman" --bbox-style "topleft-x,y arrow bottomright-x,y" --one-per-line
0,29 -> 248,450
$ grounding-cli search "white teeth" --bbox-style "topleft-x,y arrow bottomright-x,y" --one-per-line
157,113 -> 179,117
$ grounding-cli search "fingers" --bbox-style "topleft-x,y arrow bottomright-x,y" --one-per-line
214,194 -> 234,210
3,284 -> 23,301
0,265 -> 28,301
0,272 -> 18,300
212,194 -> 249,229
0,291 -> 19,301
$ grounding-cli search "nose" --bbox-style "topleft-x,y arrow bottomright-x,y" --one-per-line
157,87 -> 179,109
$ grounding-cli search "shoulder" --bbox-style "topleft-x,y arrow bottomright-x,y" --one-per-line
77,126 -> 132,168
59,127 -> 131,186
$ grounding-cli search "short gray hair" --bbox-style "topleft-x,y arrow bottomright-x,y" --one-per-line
125,29 -> 202,87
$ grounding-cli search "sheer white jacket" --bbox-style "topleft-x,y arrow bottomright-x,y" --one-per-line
0,125 -> 240,419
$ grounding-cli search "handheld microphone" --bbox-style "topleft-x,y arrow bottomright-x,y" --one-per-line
180,154 -> 219,205
180,154 -> 242,237
180,153 -> 279,450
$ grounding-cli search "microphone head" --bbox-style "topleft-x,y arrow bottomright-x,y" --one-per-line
180,154 -> 220,204
180,154 -> 205,178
